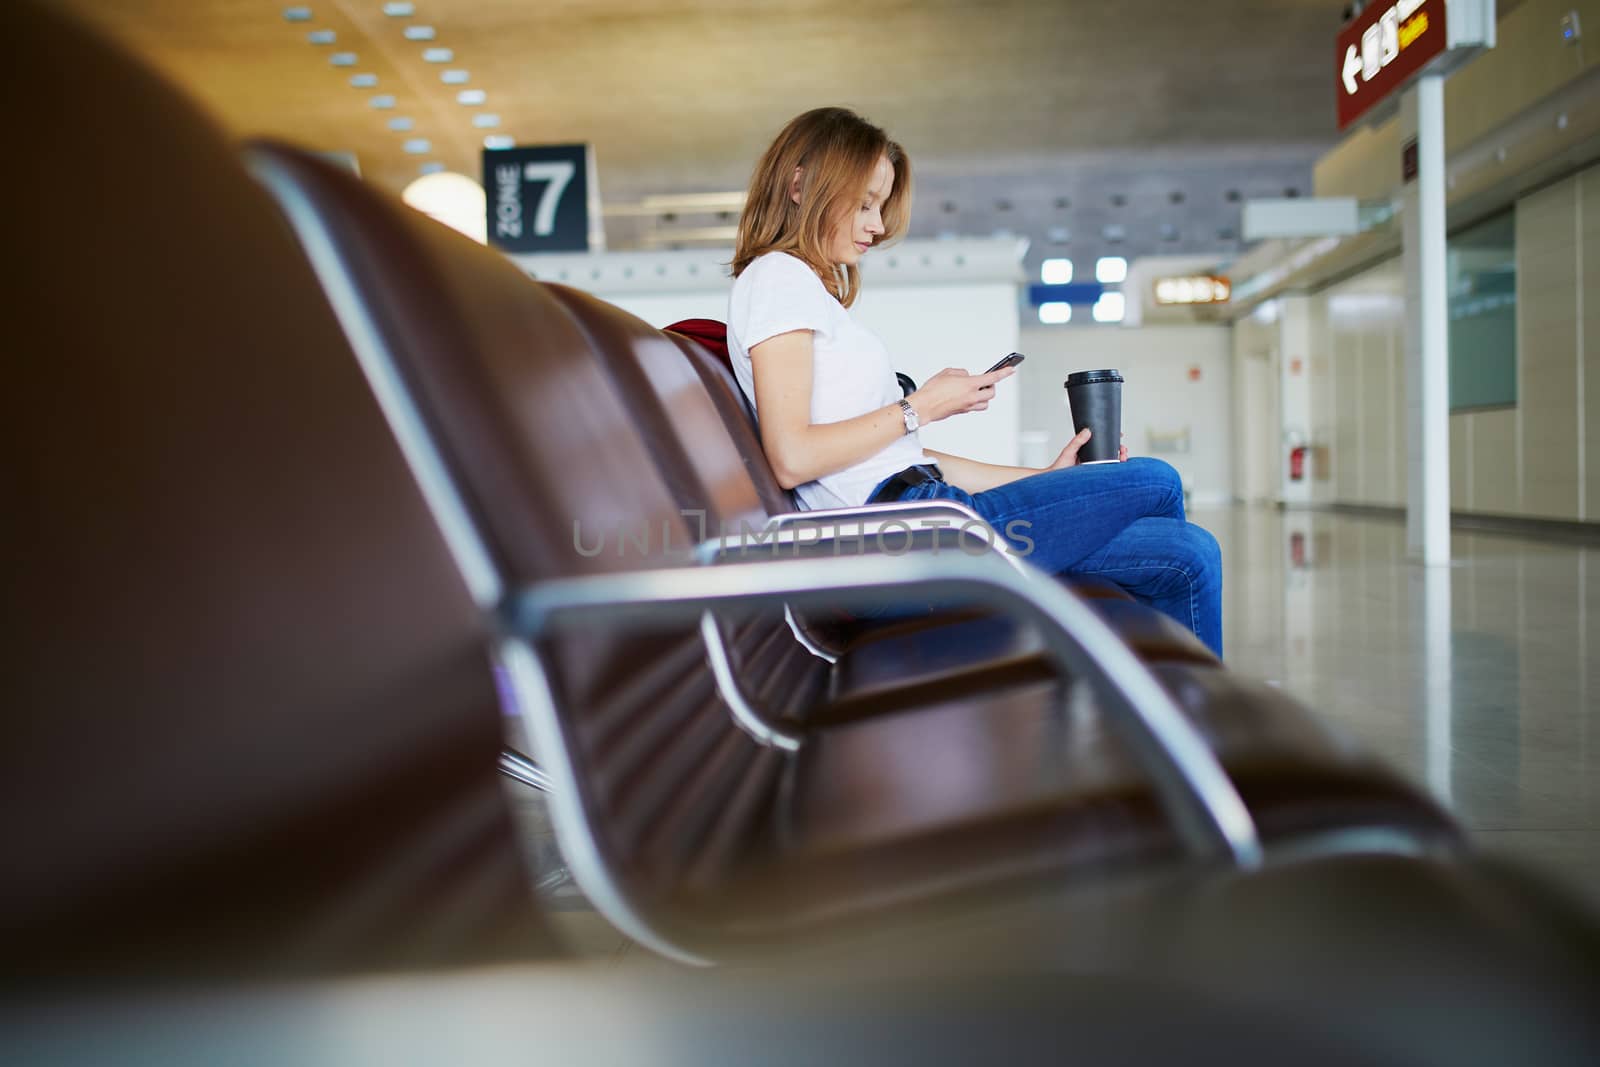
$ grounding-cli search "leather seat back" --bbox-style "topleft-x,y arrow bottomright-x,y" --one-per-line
1,2 -> 551,977
246,144 -> 784,930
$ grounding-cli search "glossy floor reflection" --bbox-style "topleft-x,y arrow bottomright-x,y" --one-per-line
1207,504 -> 1599,907
508,504 -> 1600,959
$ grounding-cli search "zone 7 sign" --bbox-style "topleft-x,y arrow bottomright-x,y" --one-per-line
484,143 -> 592,253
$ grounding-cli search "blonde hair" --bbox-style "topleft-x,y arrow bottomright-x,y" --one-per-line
732,107 -> 912,308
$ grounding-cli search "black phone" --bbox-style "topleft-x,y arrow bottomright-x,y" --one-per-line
985,352 -> 1026,374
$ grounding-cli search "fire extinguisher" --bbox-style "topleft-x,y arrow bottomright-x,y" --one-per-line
1289,445 -> 1308,482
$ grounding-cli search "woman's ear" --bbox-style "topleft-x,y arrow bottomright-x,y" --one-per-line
789,165 -> 803,206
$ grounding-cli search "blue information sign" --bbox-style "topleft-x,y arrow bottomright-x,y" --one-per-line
483,143 -> 590,254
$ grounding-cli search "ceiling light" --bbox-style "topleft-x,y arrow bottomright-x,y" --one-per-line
457,89 -> 486,105
383,3 -> 415,15
1038,302 -> 1072,325
1040,258 -> 1072,284
349,73 -> 378,87
330,52 -> 357,67
370,94 -> 396,109
403,139 -> 432,154
404,170 -> 487,244
472,113 -> 501,128
422,48 -> 453,63
1092,292 -> 1125,323
308,29 -> 335,44
388,117 -> 414,131
1095,256 -> 1128,284
283,7 -> 312,22
403,26 -> 436,41
484,135 -> 515,150
1046,226 -> 1070,245
1100,224 -> 1126,244
442,70 -> 470,84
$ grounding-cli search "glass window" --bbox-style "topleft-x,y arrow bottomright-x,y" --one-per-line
1447,211 -> 1516,411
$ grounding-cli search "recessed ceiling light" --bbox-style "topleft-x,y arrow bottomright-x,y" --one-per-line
484,135 -> 515,150
330,52 -> 357,67
1040,258 -> 1072,284
283,7 -> 312,22
383,2 -> 415,16
457,89 -> 486,105
441,70 -> 470,84
349,73 -> 378,88
308,29 -> 335,44
420,162 -> 446,175
403,26 -> 436,41
422,48 -> 453,63
370,94 -> 396,109
1092,292 -> 1125,324
388,117 -> 414,131
403,139 -> 432,154
1038,302 -> 1072,325
1095,256 -> 1128,283
472,113 -> 501,128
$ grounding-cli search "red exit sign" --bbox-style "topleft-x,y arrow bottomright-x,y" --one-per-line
1336,0 -> 1449,130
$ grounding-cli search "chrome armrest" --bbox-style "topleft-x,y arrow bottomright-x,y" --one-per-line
500,549 -> 1263,871
703,507 -> 1022,660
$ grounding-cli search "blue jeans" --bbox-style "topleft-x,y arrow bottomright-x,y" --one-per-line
871,457 -> 1223,658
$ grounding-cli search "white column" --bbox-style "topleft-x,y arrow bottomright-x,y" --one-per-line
1401,75 -> 1451,565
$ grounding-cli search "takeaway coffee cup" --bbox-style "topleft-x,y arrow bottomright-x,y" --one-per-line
1064,369 -> 1123,464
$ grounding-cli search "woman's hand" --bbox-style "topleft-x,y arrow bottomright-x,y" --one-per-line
1048,429 -> 1130,470
906,365 -> 1015,424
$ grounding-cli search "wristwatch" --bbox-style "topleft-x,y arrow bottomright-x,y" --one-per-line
897,397 -> 920,434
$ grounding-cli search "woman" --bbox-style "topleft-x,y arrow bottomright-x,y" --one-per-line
726,107 -> 1223,658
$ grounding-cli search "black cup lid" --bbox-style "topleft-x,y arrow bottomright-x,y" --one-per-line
1064,369 -> 1123,387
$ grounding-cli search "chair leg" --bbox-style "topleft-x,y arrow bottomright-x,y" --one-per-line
499,747 -> 554,793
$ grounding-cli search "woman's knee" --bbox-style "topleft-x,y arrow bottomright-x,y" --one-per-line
1124,457 -> 1184,513
1178,522 -> 1223,584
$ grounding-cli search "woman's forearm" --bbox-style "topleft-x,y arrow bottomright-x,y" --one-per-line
766,402 -> 909,490
924,449 -> 1040,493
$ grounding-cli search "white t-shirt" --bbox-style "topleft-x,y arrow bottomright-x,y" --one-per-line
727,251 -> 931,511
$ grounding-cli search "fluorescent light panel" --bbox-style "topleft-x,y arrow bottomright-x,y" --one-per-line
1092,292 -> 1125,323
1095,256 -> 1128,284
1038,302 -> 1072,325
1040,258 -> 1072,285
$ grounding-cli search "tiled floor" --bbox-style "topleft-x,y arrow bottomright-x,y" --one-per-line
508,504 -> 1600,960
1208,505 -> 1599,907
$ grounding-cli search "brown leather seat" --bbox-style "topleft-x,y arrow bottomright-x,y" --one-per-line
1,1 -> 551,978
546,282 -> 1217,724
246,140 -> 1462,962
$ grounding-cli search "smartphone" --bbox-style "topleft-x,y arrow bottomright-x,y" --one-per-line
985,352 -> 1026,374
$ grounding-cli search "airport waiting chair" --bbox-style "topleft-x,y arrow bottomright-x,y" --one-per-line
247,142 -> 1462,965
6,16 -> 1598,1062
1,0 -> 552,978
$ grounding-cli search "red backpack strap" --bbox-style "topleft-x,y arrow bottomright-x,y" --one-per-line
664,318 -> 731,371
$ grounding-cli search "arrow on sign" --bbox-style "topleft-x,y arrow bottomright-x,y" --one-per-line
1341,44 -> 1362,94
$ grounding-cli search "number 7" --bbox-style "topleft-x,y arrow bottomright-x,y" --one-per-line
522,161 -> 576,237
